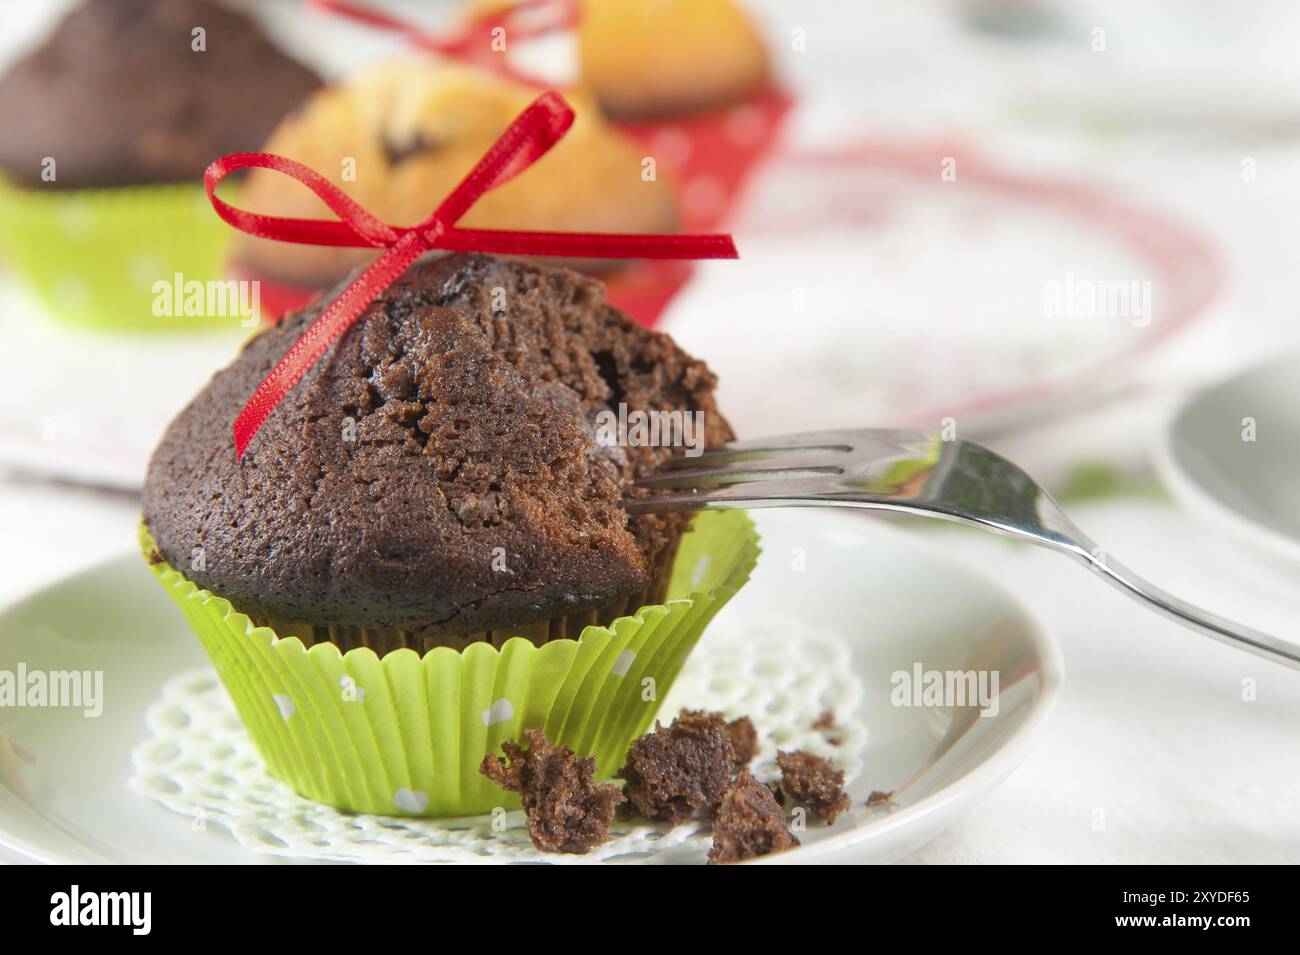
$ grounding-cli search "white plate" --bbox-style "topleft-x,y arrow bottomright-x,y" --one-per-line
0,509 -> 1062,864
1157,354 -> 1300,565
666,142 -> 1221,440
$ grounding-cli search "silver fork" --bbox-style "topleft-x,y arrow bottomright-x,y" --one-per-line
630,428 -> 1300,670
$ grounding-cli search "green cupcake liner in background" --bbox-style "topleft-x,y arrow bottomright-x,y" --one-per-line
0,175 -> 233,332
140,510 -> 758,817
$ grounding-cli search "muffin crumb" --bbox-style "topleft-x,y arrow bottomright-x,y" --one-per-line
680,708 -> 756,766
866,789 -> 894,807
775,750 -> 852,824
724,714 -> 758,766
480,728 -> 623,854
618,710 -> 737,823
812,709 -> 843,745
708,770 -> 799,864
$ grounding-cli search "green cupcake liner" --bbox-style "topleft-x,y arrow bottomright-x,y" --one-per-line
140,510 -> 758,817
0,175 -> 233,331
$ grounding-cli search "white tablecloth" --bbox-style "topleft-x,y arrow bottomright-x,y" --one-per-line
2,0 -> 1299,864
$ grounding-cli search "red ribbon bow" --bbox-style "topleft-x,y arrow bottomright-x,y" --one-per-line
309,0 -> 579,88
204,91 -> 738,458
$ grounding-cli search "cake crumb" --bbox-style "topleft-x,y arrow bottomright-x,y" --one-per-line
866,789 -> 894,807
678,709 -> 757,765
776,750 -> 852,824
812,709 -> 844,746
618,711 -> 737,823
726,715 -> 758,765
708,770 -> 800,864
480,728 -> 623,854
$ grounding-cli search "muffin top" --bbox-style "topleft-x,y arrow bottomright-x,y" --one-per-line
0,0 -> 322,188
576,0 -> 770,119
467,0 -> 770,119
143,253 -> 732,636
231,58 -> 680,287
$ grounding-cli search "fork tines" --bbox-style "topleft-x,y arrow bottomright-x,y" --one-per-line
636,435 -> 853,490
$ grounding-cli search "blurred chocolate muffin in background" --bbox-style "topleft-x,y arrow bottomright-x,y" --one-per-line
0,0 -> 322,188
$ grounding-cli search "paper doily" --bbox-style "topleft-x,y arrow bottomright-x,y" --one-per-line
129,619 -> 866,864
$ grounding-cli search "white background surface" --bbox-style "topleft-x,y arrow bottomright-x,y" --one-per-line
2,0 -> 1300,863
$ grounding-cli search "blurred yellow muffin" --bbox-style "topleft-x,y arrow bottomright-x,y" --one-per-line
470,0 -> 770,119
234,58 -> 678,286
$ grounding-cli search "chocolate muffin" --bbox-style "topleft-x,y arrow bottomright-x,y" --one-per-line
0,0 -> 321,188
142,253 -> 733,653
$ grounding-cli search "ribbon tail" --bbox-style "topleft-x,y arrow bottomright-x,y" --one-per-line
438,227 -> 739,260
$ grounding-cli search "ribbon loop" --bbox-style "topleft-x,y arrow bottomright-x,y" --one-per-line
208,92 -> 737,458
205,153 -> 398,248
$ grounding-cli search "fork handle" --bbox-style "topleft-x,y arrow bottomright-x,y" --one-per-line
1068,543 -> 1300,671
696,497 -> 1300,671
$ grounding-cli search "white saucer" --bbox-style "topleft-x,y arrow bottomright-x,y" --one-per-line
1157,354 -> 1300,566
0,509 -> 1061,864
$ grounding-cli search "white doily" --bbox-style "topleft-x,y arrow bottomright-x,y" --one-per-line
129,619 -> 866,864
